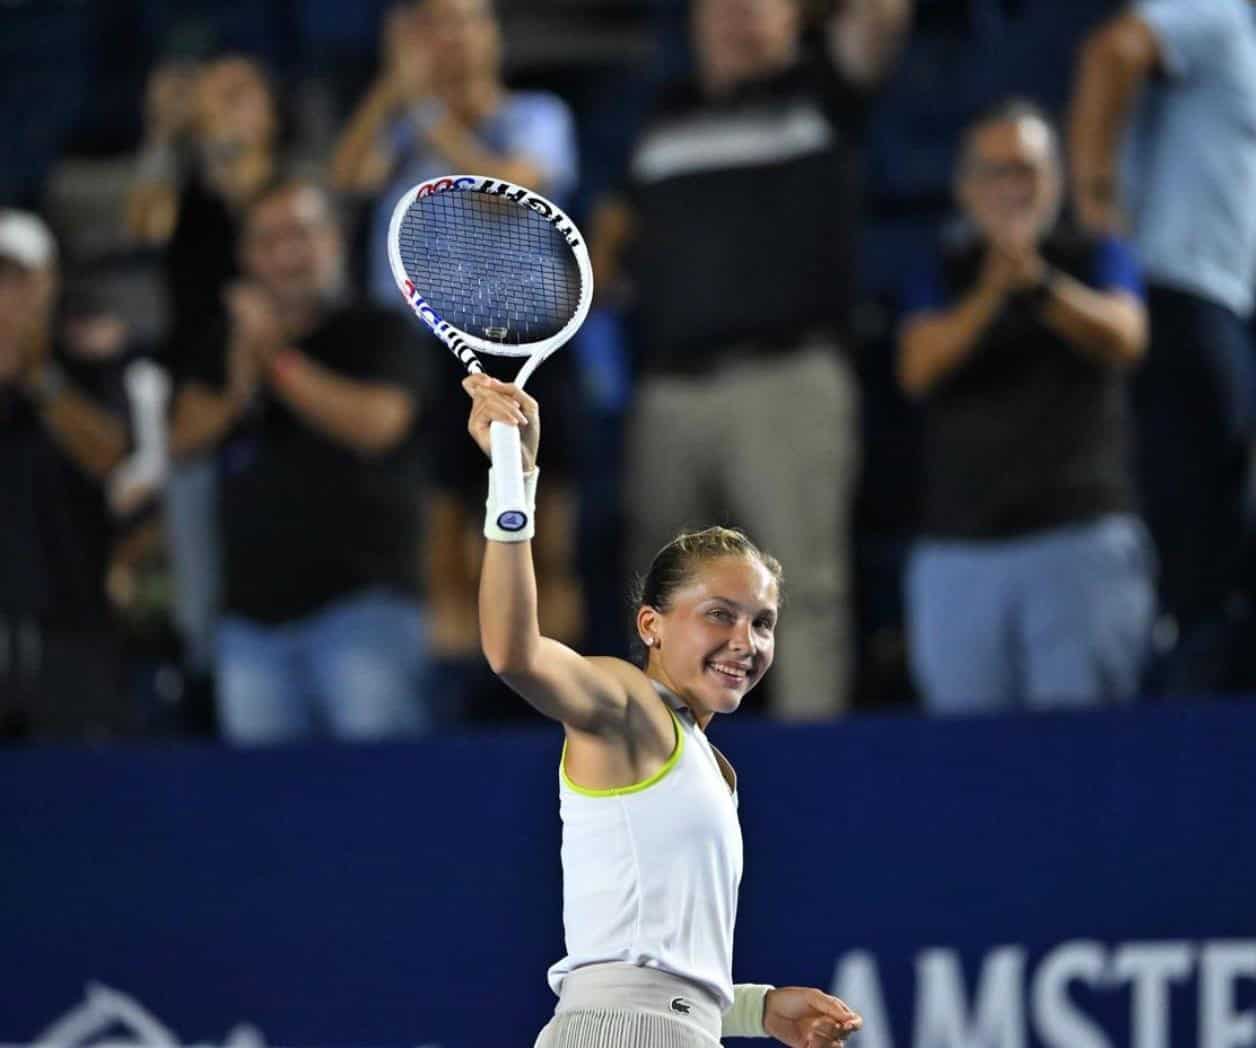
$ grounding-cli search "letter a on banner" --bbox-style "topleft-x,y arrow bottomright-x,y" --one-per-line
831,952 -> 894,1048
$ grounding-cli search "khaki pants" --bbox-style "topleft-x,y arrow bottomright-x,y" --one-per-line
626,343 -> 860,718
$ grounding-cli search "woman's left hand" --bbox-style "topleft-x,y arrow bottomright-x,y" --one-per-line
763,986 -> 862,1047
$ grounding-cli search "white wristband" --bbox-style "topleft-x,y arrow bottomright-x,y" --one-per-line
484,466 -> 538,542
723,983 -> 774,1037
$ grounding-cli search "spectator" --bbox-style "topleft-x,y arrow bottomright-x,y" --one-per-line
898,101 -> 1153,713
592,0 -> 911,718
169,179 -> 429,744
129,55 -> 283,348
129,55 -> 285,705
0,212 -> 135,738
330,0 -> 578,305
1068,0 -> 1256,690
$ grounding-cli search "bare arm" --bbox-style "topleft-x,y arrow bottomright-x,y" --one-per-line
897,277 -> 1006,398
1040,275 -> 1147,368
125,64 -> 197,244
268,351 -> 416,457
826,0 -> 914,88
169,331 -> 262,459
28,380 -> 130,480
169,382 -> 250,460
480,538 -> 632,734
331,6 -> 433,194
589,194 -> 636,302
425,116 -> 545,190
1068,12 -> 1161,231
469,376 -> 631,733
126,177 -> 180,246
328,79 -> 405,194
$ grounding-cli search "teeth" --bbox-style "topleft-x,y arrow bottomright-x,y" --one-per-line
709,663 -> 748,680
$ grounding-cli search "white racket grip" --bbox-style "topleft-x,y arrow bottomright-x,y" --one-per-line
487,421 -> 533,539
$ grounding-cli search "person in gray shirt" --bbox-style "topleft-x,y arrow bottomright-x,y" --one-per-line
1068,0 -> 1256,691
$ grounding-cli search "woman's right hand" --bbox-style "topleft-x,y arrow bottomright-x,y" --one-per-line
463,375 -> 540,473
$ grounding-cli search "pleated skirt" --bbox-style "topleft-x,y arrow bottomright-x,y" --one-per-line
535,964 -> 723,1048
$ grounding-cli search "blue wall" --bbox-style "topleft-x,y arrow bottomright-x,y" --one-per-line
2,701 -> 1253,1046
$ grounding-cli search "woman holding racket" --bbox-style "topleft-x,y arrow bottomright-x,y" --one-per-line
387,172 -> 859,1046
463,376 -> 862,1047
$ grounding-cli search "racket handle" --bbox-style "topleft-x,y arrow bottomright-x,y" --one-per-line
489,421 -> 530,534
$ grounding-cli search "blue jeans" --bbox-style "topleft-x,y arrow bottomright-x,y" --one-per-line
217,588 -> 427,744
907,515 -> 1156,713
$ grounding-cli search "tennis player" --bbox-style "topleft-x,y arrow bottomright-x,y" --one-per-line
464,374 -> 862,1048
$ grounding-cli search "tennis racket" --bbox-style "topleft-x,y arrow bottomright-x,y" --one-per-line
387,174 -> 593,534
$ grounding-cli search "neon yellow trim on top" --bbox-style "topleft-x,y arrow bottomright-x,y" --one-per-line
560,709 -> 684,797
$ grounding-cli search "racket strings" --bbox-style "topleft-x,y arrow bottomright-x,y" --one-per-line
398,191 -> 583,346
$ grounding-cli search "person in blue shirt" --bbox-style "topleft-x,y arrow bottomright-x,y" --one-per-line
330,0 -> 578,306
1069,0 -> 1256,691
898,100 -> 1155,713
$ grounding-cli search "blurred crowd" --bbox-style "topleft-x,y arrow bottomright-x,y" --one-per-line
2,0 -> 1255,744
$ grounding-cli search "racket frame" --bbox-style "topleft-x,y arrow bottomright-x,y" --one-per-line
386,174 -> 594,534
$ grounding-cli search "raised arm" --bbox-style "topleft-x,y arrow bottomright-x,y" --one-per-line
126,63 -> 197,245
466,375 -> 633,734
329,78 -> 407,194
330,7 -> 428,194
1067,11 -> 1161,232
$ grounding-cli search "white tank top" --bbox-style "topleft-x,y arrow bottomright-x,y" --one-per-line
547,682 -> 743,1009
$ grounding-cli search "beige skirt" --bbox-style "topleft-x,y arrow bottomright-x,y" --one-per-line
535,964 -> 723,1048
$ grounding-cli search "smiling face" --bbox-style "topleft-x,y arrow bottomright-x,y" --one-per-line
242,183 -> 343,311
638,554 -> 779,722
958,110 -> 1061,245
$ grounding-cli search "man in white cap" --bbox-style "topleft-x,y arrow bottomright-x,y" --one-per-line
0,210 -> 135,738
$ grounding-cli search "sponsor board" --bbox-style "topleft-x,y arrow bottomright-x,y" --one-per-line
2,703 -> 1250,1046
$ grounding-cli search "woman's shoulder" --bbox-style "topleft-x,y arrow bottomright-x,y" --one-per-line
583,656 -> 665,709
570,658 -> 676,741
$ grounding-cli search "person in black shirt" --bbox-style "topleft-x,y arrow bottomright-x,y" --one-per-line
170,179 -> 429,743
0,212 -> 136,739
129,55 -> 282,350
128,55 -> 284,690
897,100 -> 1154,713
592,0 -> 911,719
